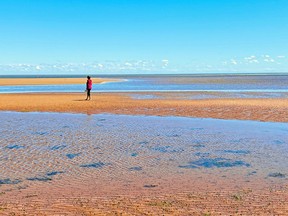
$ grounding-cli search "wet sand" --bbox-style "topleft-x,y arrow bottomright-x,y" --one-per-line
0,92 -> 287,122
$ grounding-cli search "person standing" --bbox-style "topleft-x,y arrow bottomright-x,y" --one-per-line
86,76 -> 92,100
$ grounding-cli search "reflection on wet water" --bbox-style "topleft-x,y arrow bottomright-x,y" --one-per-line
0,112 -> 287,190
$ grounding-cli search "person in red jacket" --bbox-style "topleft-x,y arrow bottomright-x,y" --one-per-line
85,76 -> 92,100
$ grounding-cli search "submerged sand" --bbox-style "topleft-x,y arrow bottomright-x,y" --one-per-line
0,112 -> 287,215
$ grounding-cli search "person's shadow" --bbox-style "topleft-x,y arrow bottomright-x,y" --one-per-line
73,99 -> 88,101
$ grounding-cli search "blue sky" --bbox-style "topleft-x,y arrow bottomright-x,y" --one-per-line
0,0 -> 288,74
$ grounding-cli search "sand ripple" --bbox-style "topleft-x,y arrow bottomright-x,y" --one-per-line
0,112 -> 287,214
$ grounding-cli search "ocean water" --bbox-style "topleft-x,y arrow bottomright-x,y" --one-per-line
0,112 -> 287,193
0,75 -> 288,99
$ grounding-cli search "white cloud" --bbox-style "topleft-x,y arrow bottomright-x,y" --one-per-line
245,55 -> 256,60
162,59 -> 169,64
250,59 -> 259,63
1,55 -> 288,75
231,59 -> 238,65
244,55 -> 259,64
244,55 -> 256,61
264,58 -> 275,63
161,59 -> 169,68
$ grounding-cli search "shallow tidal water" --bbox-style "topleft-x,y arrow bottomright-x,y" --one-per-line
0,112 -> 287,196
1,75 -> 288,100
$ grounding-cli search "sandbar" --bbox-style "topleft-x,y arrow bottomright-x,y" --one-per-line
0,77 -> 121,85
0,92 -> 287,122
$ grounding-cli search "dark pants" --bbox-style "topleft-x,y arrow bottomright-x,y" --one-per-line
87,89 -> 91,97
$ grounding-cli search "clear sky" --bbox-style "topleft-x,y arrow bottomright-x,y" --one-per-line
0,0 -> 288,74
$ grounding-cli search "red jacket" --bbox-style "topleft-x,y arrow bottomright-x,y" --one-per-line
86,79 -> 92,90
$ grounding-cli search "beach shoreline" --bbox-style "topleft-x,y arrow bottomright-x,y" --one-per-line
1,78 -> 288,215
